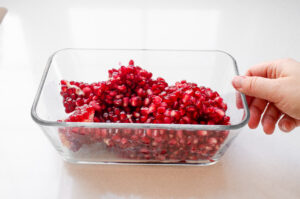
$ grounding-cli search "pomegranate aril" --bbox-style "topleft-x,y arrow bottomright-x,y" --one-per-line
143,98 -> 151,106
140,115 -> 148,123
117,85 -> 127,92
153,96 -> 162,105
157,106 -> 166,114
130,96 -> 142,107
128,59 -> 134,66
59,60 -> 231,162
149,104 -> 156,113
141,136 -> 151,144
123,97 -> 129,107
146,89 -> 153,96
113,99 -> 122,106
82,87 -> 92,96
137,88 -> 145,97
140,107 -> 149,115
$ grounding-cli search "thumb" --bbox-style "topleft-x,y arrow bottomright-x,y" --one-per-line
232,76 -> 279,102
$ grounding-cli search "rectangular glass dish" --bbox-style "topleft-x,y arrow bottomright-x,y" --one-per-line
31,49 -> 249,165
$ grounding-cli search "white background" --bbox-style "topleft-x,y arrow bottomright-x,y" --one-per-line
0,0 -> 300,198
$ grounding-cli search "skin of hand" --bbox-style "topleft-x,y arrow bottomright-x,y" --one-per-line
232,58 -> 300,134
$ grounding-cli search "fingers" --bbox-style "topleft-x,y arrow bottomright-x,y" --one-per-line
236,92 -> 253,109
245,95 -> 254,108
246,59 -> 285,78
261,103 -> 282,134
234,59 -> 300,134
278,115 -> 300,133
232,76 -> 280,103
248,98 -> 268,129
236,92 -> 243,109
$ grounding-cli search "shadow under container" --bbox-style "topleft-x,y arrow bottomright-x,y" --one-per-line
31,49 -> 249,165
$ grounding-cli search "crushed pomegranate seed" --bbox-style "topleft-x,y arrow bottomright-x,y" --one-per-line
58,60 -> 230,162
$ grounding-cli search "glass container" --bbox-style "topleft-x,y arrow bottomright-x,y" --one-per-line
31,49 -> 249,165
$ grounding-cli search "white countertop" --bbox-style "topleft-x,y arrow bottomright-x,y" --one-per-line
0,0 -> 300,198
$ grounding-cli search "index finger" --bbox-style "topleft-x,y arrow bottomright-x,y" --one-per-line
246,59 -> 283,78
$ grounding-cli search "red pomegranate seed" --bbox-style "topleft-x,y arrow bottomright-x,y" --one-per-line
208,137 -> 218,145
157,106 -> 166,114
82,87 -> 91,96
129,60 -> 134,66
153,96 -> 162,105
140,107 -> 149,115
130,96 -> 142,107
59,60 -> 231,162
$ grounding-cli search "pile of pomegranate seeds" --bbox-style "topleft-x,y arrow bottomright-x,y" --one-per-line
58,60 -> 230,162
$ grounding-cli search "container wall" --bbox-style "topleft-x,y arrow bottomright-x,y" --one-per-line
33,49 -> 248,165
54,126 -> 237,164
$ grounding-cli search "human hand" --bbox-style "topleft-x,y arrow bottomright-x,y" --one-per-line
232,58 -> 300,134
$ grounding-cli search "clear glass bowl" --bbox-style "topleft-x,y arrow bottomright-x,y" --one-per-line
31,49 -> 249,165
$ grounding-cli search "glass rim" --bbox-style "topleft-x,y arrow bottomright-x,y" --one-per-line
31,48 -> 250,131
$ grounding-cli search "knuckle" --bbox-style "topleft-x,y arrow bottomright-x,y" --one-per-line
248,77 -> 258,93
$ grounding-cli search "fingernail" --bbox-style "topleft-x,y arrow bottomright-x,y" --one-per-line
281,120 -> 294,133
281,122 -> 289,132
263,115 -> 275,135
232,76 -> 245,89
